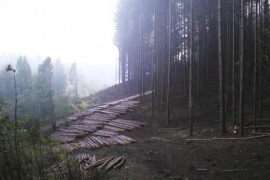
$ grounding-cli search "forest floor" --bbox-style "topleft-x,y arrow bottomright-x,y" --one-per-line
61,84 -> 270,179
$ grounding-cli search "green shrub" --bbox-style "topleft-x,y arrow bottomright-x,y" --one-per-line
53,95 -> 74,119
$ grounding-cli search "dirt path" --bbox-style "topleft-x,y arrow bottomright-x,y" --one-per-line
91,99 -> 270,179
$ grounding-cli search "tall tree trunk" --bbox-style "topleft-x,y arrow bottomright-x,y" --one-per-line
232,0 -> 236,126
49,90 -> 56,131
166,0 -> 172,125
206,0 -> 210,80
151,0 -> 157,117
225,1 -> 230,113
162,0 -> 167,102
258,0 -> 262,118
183,0 -> 187,97
198,28 -> 201,107
128,49 -> 131,96
155,0 -> 159,105
74,65 -> 78,98
253,0 -> 258,128
239,0 -> 244,136
139,0 -> 143,103
13,72 -> 21,180
218,0 -> 226,135
119,50 -> 121,85
189,0 -> 194,135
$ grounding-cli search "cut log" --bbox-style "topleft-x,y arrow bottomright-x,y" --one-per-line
92,136 -> 105,146
80,141 -> 91,149
90,157 -> 110,169
117,135 -> 136,143
89,136 -> 103,147
115,119 -> 148,127
93,130 -> 119,137
108,122 -> 135,130
110,136 -> 130,145
83,117 -> 111,122
97,157 -> 114,170
96,136 -> 110,146
85,138 -> 99,148
105,157 -> 123,171
103,125 -> 126,132
100,110 -> 120,116
58,128 -> 87,136
114,157 -> 126,169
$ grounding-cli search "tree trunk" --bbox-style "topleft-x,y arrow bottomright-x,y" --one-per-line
151,0 -> 157,117
189,0 -> 194,135
198,27 -> 201,107
225,2 -> 230,113
239,0 -> 244,136
232,0 -> 236,126
166,0 -> 172,125
162,0 -> 167,102
253,0 -> 258,128
218,0 -> 226,135
139,0 -> 143,103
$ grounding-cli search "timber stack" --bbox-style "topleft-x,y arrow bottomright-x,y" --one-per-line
50,92 -> 149,152
49,154 -> 126,173
52,135 -> 137,153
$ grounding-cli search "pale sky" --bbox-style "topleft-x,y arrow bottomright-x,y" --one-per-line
0,0 -> 119,86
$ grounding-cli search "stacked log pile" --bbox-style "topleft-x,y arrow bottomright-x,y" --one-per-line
52,135 -> 136,153
90,156 -> 126,171
50,96 -> 146,143
72,154 -> 126,171
106,119 -> 147,131
50,92 -> 150,155
50,122 -> 104,142
49,154 -> 126,173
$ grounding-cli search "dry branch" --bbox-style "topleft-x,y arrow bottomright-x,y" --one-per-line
221,169 -> 250,173
212,134 -> 270,140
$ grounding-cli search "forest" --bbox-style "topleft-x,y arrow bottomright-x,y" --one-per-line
0,57 -> 80,127
115,0 -> 270,135
0,0 -> 270,179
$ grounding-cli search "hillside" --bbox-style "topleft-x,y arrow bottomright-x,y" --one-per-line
47,84 -> 270,179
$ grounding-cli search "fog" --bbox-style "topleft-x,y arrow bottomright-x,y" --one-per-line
0,0 -> 119,90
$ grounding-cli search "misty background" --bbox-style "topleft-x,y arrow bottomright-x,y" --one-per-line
0,0 -> 119,95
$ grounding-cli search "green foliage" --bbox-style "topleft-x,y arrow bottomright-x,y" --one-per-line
0,100 -> 88,179
53,94 -> 73,119
0,67 -> 14,101
16,56 -> 32,95
53,59 -> 67,94
68,62 -> 78,98
34,57 -> 54,119
0,100 -> 46,179
16,56 -> 33,119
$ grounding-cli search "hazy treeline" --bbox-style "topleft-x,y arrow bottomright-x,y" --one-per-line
0,56 -> 81,124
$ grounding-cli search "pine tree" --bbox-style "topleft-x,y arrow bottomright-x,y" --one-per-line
15,56 -> 33,118
53,59 -> 67,94
35,57 -> 56,130
68,63 -> 78,98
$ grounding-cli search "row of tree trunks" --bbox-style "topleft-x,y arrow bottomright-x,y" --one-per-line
114,0 -> 270,136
